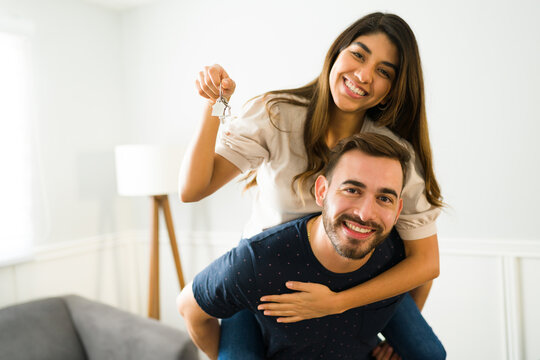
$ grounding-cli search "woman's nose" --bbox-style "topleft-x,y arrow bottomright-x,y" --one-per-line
356,66 -> 373,84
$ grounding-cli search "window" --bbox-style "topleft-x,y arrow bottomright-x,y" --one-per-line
0,24 -> 34,265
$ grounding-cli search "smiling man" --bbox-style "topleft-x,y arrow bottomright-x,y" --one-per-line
177,133 -> 410,360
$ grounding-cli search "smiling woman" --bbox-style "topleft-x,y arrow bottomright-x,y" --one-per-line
0,24 -> 34,265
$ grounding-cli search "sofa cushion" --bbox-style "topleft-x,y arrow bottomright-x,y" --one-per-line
64,295 -> 198,360
0,297 -> 87,360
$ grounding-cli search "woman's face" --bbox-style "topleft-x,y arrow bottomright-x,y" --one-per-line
329,32 -> 399,118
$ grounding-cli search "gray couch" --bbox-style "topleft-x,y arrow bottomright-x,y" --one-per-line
0,295 -> 198,360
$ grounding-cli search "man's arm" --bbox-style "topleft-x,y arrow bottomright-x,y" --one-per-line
177,282 -> 220,360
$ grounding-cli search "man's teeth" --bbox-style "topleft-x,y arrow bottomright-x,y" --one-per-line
345,221 -> 372,233
345,79 -> 366,96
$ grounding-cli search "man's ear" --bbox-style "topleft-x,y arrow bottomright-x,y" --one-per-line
394,198 -> 404,225
314,175 -> 328,207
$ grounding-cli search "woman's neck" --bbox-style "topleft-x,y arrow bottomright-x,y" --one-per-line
326,106 -> 366,149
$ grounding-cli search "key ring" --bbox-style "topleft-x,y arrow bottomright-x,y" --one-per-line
211,80 -> 231,124
219,82 -> 229,106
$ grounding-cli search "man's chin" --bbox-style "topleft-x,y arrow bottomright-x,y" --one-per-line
335,243 -> 373,260
340,232 -> 390,260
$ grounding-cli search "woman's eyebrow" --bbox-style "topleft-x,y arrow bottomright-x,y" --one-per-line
352,41 -> 372,54
352,41 -> 398,71
382,61 -> 398,72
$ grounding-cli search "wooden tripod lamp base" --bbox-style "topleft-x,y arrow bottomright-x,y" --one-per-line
147,194 -> 185,319
114,144 -> 186,320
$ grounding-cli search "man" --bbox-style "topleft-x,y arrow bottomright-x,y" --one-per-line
177,133 -> 410,359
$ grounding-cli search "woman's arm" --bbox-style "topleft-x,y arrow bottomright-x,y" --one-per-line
258,233 -> 439,322
409,280 -> 433,311
179,64 -> 241,202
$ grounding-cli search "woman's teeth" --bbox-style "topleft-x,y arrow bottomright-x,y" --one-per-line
345,79 -> 366,96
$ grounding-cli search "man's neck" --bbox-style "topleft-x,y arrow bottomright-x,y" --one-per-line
307,216 -> 373,274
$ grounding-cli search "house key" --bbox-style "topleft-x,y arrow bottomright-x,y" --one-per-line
211,82 -> 231,124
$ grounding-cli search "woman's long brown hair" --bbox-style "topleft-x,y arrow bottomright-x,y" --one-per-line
243,12 -> 443,208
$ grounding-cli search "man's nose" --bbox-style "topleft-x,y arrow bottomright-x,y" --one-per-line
354,198 -> 377,222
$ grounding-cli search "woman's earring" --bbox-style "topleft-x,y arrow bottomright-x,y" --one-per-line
377,102 -> 389,111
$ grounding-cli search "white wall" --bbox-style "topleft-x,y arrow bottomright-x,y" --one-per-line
0,0 -> 142,247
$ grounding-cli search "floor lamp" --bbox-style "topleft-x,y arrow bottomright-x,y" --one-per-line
115,144 -> 185,320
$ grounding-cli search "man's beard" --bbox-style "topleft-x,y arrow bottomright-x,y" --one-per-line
322,205 -> 389,260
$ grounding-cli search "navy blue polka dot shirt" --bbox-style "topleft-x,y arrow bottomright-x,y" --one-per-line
193,213 -> 405,359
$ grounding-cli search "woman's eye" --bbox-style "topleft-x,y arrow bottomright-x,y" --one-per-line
378,68 -> 391,79
351,51 -> 364,60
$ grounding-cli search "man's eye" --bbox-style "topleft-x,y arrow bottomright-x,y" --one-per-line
345,188 -> 358,194
379,196 -> 393,203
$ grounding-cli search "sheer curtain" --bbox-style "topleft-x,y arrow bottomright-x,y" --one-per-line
0,23 -> 35,265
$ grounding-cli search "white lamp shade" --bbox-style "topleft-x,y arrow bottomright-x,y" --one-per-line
115,144 -> 184,196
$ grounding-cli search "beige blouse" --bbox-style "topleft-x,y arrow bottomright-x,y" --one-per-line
216,95 -> 440,240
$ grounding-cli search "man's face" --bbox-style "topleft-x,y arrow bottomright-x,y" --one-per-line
315,150 -> 403,260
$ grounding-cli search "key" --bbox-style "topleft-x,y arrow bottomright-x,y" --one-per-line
211,82 -> 231,123
211,99 -> 227,117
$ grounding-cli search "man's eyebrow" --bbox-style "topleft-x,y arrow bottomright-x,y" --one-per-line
352,41 -> 398,72
342,180 -> 399,198
380,188 -> 399,199
342,180 -> 366,188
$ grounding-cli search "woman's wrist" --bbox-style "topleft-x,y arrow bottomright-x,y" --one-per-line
333,290 -> 351,314
205,98 -> 217,107
203,101 -> 224,126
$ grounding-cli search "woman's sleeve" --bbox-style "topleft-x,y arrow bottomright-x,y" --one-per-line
396,142 -> 442,240
215,96 -> 276,173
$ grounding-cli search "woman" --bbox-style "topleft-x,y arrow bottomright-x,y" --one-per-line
180,12 -> 446,360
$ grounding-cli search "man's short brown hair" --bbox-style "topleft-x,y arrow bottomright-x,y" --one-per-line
323,133 -> 411,190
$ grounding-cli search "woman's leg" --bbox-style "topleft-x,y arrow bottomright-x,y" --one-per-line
381,293 -> 446,360
218,310 -> 265,360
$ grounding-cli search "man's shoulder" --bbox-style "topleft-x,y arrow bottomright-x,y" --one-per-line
243,213 -> 318,247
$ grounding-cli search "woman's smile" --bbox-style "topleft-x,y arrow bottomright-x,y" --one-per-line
344,78 -> 367,97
